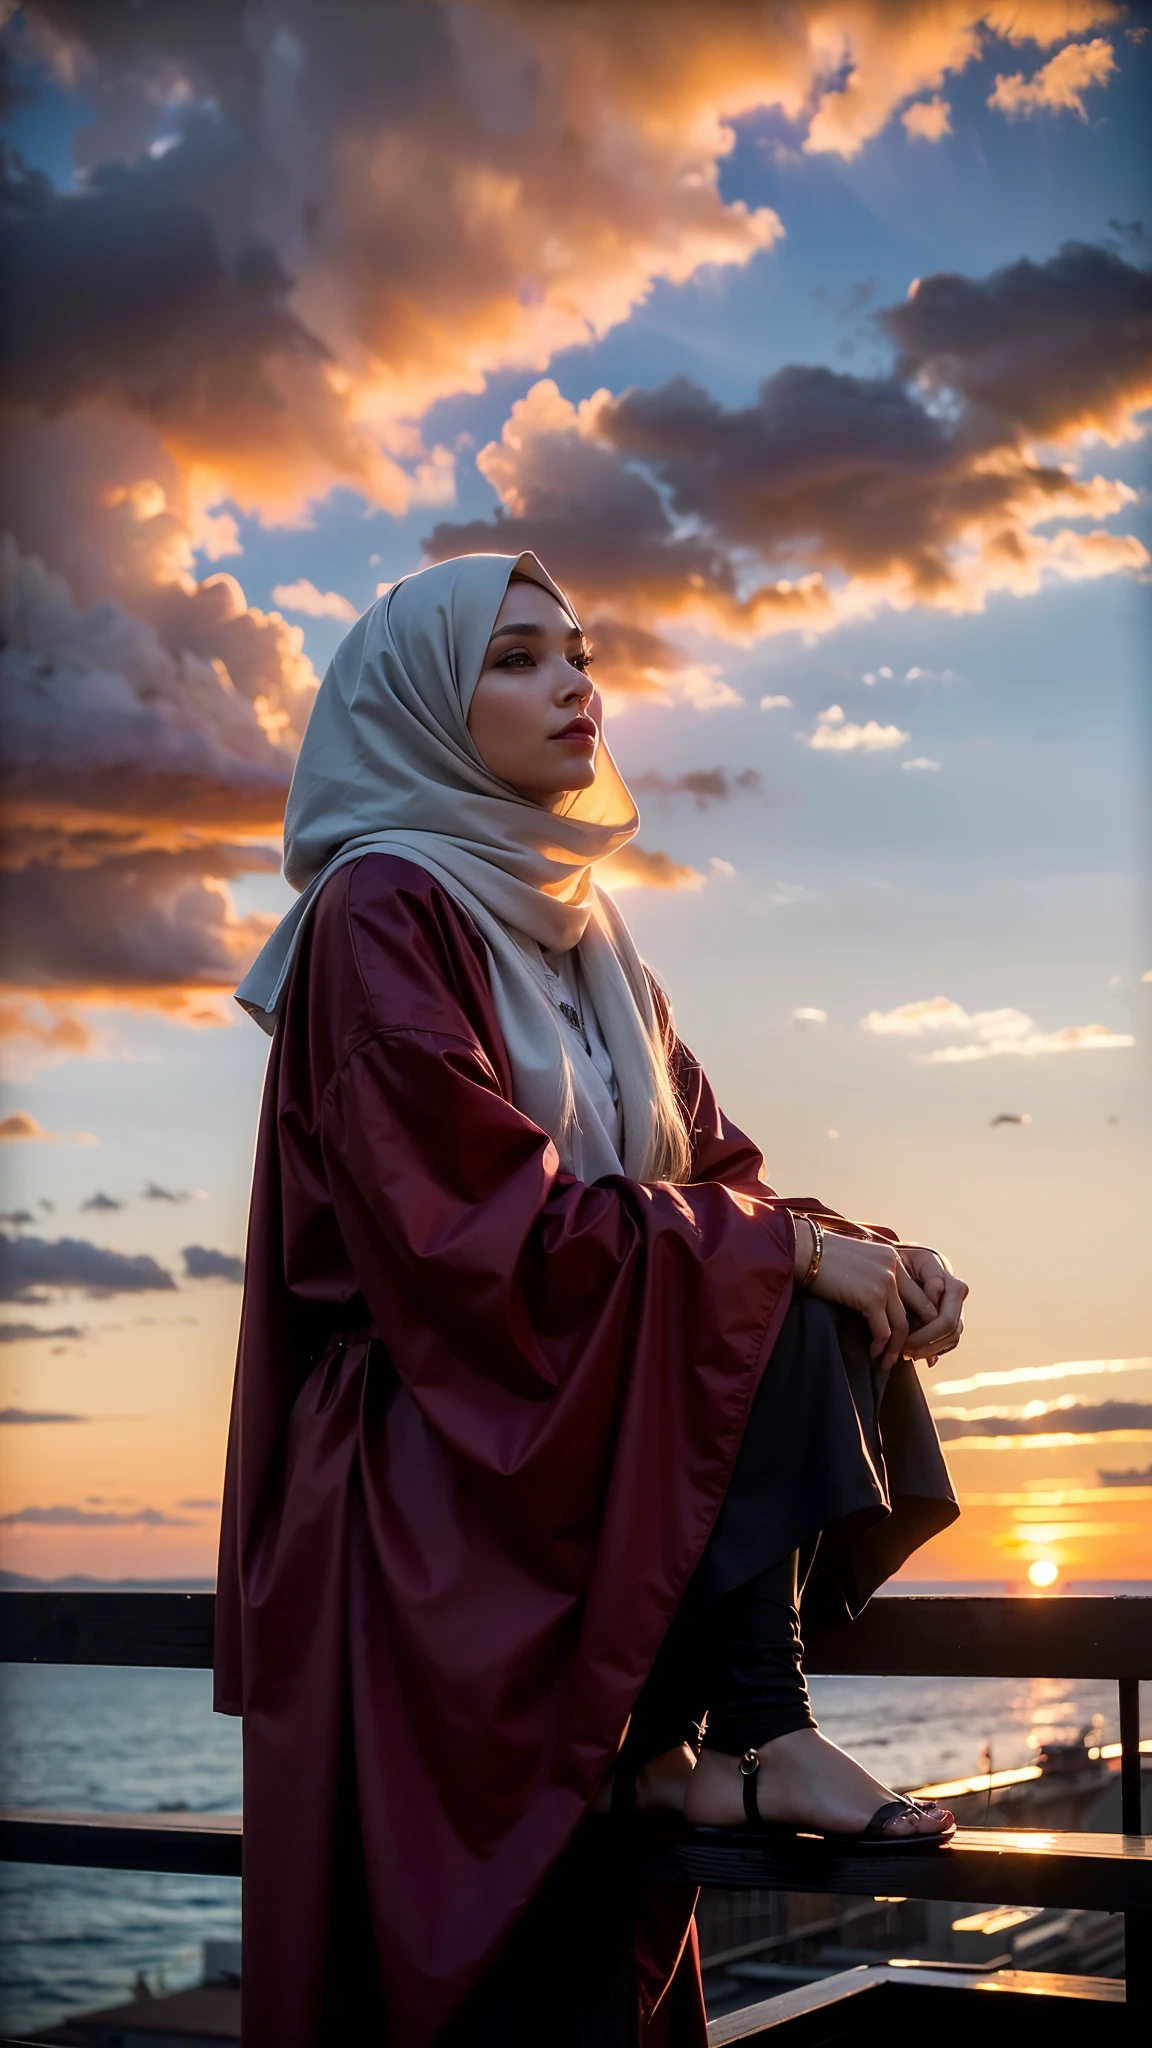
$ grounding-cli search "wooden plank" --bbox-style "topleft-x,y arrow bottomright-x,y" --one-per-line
6,1808 -> 1149,1917
629,1823 -> 1152,1914
805,1595 -> 1152,1679
0,1808 -> 241,1878
707,1965 -> 1128,2043
5,1590 -> 1151,1679
0,1591 -> 214,1668
707,1964 -> 875,2041
5,1590 -> 1152,1679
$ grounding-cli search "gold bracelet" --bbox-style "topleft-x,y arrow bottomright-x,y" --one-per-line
795,1213 -> 823,1289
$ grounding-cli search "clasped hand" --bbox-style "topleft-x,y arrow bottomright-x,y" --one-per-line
794,1224 -> 968,1372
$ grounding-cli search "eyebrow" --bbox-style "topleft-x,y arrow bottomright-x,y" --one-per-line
488,620 -> 583,641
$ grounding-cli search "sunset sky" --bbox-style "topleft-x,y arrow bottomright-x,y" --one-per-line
0,0 -> 1149,1587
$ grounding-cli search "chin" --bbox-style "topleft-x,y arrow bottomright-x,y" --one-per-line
546,755 -> 597,791
516,756 -> 597,804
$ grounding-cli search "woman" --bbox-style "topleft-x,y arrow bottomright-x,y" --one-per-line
215,551 -> 965,2048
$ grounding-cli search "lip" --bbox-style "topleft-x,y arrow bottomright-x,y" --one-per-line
551,716 -> 598,745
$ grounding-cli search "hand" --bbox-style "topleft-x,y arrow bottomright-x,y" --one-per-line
892,1244 -> 968,1367
794,1223 -> 938,1371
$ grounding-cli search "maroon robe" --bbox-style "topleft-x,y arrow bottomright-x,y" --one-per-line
215,854 -> 905,2046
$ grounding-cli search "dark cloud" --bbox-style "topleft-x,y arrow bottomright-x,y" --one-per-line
0,1210 -> 35,1227
19,3 -> 253,149
82,1192 -> 123,1211
0,121 -> 407,516
0,1502 -> 193,1525
0,129 -> 323,438
182,1244 -> 244,1283
0,1405 -> 86,1422
632,768 -> 762,806
880,241 -> 1152,442
578,616 -> 705,701
1097,1462 -> 1152,1486
423,380 -> 830,697
600,365 -> 956,581
0,539 -> 296,1029
596,355 -> 1136,605
0,1321 -> 84,1342
142,1182 -> 188,1204
428,242 -> 1147,651
428,448 -> 733,617
937,1400 -> 1152,1440
1,546 -> 300,845
0,1233 -> 175,1302
423,381 -> 755,651
177,1496 -> 221,1510
0,842 -> 280,1006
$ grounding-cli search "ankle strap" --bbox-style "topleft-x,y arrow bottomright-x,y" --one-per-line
739,1749 -> 760,1825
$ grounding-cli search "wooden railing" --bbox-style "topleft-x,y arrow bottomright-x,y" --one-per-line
2,1591 -> 1150,2029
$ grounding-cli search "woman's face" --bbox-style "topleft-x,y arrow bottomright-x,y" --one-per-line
467,580 -> 599,802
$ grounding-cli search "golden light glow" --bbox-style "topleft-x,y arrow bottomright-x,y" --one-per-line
1028,1559 -> 1059,1587
960,1488 -> 1152,1507
952,1907 -> 1040,1936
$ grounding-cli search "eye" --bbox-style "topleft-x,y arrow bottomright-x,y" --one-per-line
571,649 -> 594,673
496,647 -> 536,668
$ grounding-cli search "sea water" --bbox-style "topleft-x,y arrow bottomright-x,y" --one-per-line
1,1664 -> 241,2035
1,1650 -> 1147,2035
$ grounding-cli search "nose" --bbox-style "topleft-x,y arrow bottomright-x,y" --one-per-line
561,661 -> 594,708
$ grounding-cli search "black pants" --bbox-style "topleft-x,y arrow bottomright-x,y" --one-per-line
623,1538 -> 819,1765
615,1288 -> 960,1767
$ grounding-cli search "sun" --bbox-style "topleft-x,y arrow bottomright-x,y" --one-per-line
1028,1558 -> 1059,1588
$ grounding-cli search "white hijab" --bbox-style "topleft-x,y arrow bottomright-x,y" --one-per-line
236,551 -> 690,1184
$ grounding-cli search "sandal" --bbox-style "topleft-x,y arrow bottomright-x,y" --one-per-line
708,1749 -> 956,1847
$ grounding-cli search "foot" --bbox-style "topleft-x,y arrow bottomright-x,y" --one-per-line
681,1727 -> 953,1840
593,1742 -> 697,1816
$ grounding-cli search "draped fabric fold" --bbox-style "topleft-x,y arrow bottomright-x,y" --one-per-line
215,855 -> 957,2048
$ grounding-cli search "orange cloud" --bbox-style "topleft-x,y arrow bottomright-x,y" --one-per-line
271,580 -> 359,622
598,844 -> 705,892
802,2 -> 1117,157
0,1112 -> 52,1142
988,35 -> 1117,118
801,706 -> 910,752
0,998 -> 105,1075
861,995 -> 1136,1061
901,96 -> 952,141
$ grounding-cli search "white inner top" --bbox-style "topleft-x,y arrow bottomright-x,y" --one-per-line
539,943 -> 624,1168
